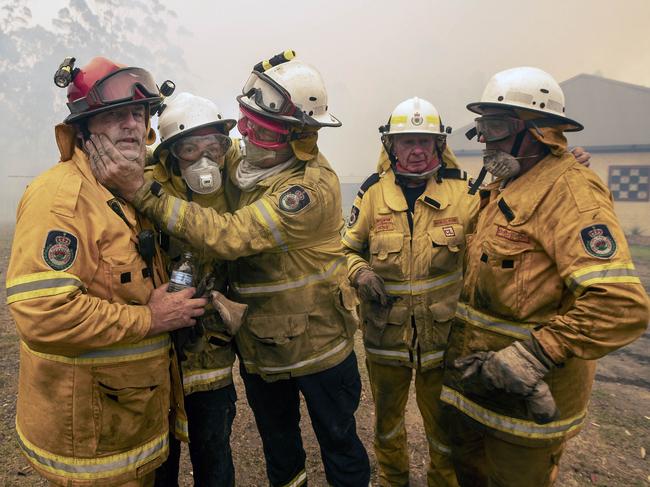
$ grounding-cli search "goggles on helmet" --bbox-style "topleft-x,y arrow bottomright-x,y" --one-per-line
240,71 -> 296,116
68,67 -> 160,114
238,106 -> 290,149
473,115 -> 526,142
171,133 -> 231,162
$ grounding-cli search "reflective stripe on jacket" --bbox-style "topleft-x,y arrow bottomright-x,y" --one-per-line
442,152 -> 649,444
6,124 -> 182,485
342,154 -> 479,370
133,143 -> 358,380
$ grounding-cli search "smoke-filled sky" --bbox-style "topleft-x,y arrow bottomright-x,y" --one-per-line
19,0 -> 650,181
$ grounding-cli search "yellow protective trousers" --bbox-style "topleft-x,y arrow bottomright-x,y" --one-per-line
367,360 -> 458,487
445,407 -> 565,487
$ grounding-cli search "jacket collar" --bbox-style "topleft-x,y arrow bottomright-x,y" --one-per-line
380,168 -> 451,212
496,151 -> 575,226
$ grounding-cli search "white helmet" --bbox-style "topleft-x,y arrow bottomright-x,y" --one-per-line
237,51 -> 341,128
154,92 -> 236,158
381,97 -> 447,137
467,67 -> 583,131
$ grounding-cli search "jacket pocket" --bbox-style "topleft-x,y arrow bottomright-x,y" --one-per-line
474,239 -> 532,318
92,358 -> 168,455
362,304 -> 411,349
103,250 -> 154,305
427,225 -> 464,274
369,232 -> 405,281
422,300 -> 456,349
247,313 -> 310,368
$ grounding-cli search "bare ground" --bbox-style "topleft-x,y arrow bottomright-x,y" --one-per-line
0,225 -> 648,486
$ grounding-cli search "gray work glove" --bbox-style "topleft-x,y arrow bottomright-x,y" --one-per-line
454,339 -> 559,424
353,267 -> 397,347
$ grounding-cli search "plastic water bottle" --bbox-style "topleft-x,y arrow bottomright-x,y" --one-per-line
167,251 -> 195,293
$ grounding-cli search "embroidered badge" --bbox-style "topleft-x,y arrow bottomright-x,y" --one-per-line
348,205 -> 360,227
434,217 -> 460,227
43,230 -> 78,271
580,224 -> 617,259
374,216 -> 394,232
278,185 -> 311,213
442,226 -> 456,238
496,225 -> 530,243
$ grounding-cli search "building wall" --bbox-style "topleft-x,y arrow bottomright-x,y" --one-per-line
455,151 -> 650,236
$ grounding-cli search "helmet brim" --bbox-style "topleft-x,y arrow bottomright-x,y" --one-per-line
237,95 -> 341,128
152,119 -> 236,160
466,101 -> 583,132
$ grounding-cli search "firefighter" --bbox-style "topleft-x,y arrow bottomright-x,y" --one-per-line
342,97 -> 477,486
148,92 -> 239,487
90,51 -> 370,487
5,56 -> 207,486
441,67 -> 650,486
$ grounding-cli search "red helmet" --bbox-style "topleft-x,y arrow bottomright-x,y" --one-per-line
64,56 -> 162,123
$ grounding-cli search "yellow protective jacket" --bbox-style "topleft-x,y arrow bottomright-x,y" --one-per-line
442,152 -> 649,445
132,143 -> 358,381
342,147 -> 479,370
146,154 -> 236,395
5,124 -> 184,486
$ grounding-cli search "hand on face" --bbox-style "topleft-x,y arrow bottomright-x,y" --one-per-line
87,133 -> 146,202
86,105 -> 147,201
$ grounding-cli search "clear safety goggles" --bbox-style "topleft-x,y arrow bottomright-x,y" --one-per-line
171,133 -> 231,162
85,67 -> 160,108
240,71 -> 295,116
473,115 -> 526,142
238,106 -> 290,149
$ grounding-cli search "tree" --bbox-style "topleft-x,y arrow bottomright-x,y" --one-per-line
0,0 -> 188,219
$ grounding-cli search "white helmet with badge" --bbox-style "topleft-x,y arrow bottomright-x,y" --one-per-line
381,97 -> 446,137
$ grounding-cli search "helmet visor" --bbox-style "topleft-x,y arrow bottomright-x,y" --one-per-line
86,67 -> 160,108
474,116 -> 526,142
171,133 -> 231,162
241,71 -> 295,115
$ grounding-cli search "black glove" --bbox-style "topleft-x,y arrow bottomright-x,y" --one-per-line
353,267 -> 390,306
353,267 -> 397,347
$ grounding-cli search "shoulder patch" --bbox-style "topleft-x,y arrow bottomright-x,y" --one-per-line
347,205 -> 360,227
357,172 -> 380,199
279,185 -> 311,213
43,230 -> 78,271
580,224 -> 617,259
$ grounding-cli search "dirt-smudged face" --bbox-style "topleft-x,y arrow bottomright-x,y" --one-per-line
87,104 -> 146,161
391,133 -> 438,173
